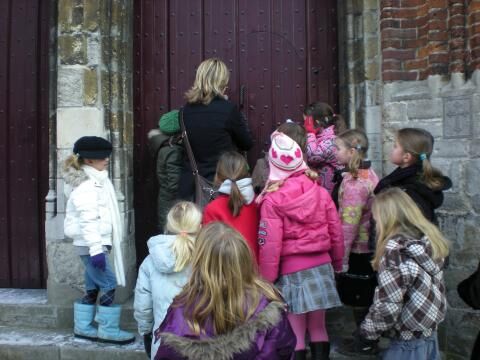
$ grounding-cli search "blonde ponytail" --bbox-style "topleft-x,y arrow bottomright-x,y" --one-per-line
166,201 -> 202,272
63,154 -> 83,171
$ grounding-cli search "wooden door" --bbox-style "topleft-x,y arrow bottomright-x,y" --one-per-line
134,0 -> 338,260
0,0 -> 50,288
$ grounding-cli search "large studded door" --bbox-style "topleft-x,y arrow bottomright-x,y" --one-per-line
0,0 -> 50,288
134,0 -> 338,260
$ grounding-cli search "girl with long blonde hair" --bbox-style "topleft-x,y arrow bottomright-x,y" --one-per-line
154,222 -> 296,360
134,201 -> 202,359
343,188 -> 448,359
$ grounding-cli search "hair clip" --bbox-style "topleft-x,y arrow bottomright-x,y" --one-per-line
354,144 -> 362,151
419,153 -> 427,161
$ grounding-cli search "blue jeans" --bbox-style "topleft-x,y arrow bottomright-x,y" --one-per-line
382,332 -> 440,360
80,254 -> 117,293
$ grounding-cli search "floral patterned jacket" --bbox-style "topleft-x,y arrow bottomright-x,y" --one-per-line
338,167 -> 379,271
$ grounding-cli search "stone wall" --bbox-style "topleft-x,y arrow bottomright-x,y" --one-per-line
382,72 -> 480,359
338,0 -> 383,175
45,0 -> 136,306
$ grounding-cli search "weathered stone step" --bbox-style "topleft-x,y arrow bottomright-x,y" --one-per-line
0,325 -> 365,360
0,326 -> 145,360
0,289 -> 137,331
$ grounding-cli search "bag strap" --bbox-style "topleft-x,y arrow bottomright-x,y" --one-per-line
179,108 -> 199,175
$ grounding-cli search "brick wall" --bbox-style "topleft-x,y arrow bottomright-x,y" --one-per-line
381,0 -> 480,81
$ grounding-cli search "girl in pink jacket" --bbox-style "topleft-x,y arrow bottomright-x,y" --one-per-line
257,131 -> 344,360
334,130 -> 379,350
304,102 -> 347,193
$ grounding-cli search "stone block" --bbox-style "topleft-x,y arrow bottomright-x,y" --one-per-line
363,11 -> 378,33
444,308 -> 480,358
466,159 -> 480,195
58,34 -> 87,65
431,158 -> 462,193
365,61 -> 379,80
383,102 -> 407,123
444,96 -> 472,139
83,68 -> 98,106
58,0 -> 73,33
56,107 -> 106,149
444,267 -> 476,308
433,139 -> 469,158
406,99 -> 444,119
441,192 -> 471,213
365,37 -> 379,60
57,67 -> 84,107
87,37 -> 101,65
84,0 -> 100,31
471,194 -> 480,213
470,139 -> 480,157
407,119 -> 443,138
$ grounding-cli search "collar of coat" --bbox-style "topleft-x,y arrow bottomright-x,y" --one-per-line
159,301 -> 285,360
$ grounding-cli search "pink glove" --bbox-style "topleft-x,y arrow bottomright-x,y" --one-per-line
304,115 -> 318,134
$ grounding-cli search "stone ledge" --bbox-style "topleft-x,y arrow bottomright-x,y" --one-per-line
0,326 -> 144,360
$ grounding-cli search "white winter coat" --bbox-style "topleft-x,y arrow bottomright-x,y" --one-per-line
134,234 -> 190,359
63,165 -> 114,256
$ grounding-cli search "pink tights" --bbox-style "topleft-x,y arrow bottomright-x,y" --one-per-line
287,310 -> 328,351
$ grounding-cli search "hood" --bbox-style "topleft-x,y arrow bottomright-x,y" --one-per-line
263,173 -> 323,222
159,300 -> 284,360
63,165 -> 89,188
396,235 -> 444,276
148,132 -> 172,157
147,234 -> 177,273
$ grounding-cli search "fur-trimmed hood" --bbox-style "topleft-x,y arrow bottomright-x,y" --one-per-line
63,165 -> 89,195
154,299 -> 295,360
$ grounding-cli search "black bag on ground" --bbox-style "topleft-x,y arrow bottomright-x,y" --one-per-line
336,253 -> 377,307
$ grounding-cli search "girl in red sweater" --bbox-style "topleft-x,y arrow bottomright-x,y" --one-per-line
203,151 -> 259,260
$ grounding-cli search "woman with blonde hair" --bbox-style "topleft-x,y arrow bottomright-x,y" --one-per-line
343,188 -> 449,359
154,222 -> 296,360
134,201 -> 202,359
178,58 -> 253,201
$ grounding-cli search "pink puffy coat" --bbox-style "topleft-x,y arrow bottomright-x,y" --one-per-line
258,172 -> 344,283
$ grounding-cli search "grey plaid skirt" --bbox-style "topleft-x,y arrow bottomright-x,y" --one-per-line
275,263 -> 342,314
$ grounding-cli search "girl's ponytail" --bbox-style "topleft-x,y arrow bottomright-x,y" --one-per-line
63,154 -> 83,171
396,128 -> 446,191
229,181 -> 245,217
214,151 -> 250,217
421,157 -> 445,191
166,201 -> 202,272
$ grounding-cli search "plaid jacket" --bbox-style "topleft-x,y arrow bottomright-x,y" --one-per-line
360,234 -> 447,341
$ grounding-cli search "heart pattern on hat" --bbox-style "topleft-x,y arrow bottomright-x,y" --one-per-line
280,155 -> 294,165
295,148 -> 301,158
271,148 -> 278,159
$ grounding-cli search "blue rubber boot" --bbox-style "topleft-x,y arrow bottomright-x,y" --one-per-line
95,304 -> 135,345
73,302 -> 98,341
